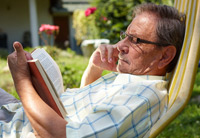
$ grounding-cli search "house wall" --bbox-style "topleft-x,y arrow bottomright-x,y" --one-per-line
37,0 -> 53,46
0,0 -> 53,52
37,0 -> 53,29
0,0 -> 29,51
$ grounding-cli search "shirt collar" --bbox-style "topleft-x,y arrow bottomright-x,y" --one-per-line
113,73 -> 166,84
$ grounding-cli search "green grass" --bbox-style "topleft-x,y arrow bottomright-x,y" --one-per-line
0,47 -> 200,137
0,53 -> 18,99
158,103 -> 200,138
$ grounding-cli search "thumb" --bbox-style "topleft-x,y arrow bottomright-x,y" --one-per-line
13,42 -> 26,60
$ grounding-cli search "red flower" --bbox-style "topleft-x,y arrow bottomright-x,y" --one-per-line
85,7 -> 97,17
90,7 -> 97,14
85,9 -> 92,17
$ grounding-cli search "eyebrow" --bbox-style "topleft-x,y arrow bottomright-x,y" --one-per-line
126,31 -> 139,38
125,31 -> 170,46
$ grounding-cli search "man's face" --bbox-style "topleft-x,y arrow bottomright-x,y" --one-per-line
116,12 -> 164,75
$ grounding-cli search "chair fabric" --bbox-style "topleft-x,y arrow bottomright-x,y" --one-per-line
144,0 -> 200,137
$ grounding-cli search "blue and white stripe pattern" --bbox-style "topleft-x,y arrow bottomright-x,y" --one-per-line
61,72 -> 168,138
0,72 -> 168,138
0,103 -> 33,138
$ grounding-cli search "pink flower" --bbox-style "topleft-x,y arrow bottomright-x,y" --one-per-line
39,24 -> 47,32
39,24 -> 59,35
85,7 -> 97,17
90,7 -> 97,14
85,9 -> 92,17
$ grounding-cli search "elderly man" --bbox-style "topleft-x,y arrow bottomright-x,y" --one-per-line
0,3 -> 185,138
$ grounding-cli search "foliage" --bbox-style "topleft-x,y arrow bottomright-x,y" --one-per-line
72,9 -> 100,45
72,0 -> 174,44
60,63 -> 81,89
90,0 -> 174,44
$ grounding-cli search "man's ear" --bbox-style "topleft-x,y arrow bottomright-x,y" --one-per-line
158,46 -> 176,69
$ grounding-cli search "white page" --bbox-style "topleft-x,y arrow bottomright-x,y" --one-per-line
31,48 -> 64,96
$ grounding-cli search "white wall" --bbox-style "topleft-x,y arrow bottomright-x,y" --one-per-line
0,0 -> 30,51
37,0 -> 53,29
0,0 -> 53,51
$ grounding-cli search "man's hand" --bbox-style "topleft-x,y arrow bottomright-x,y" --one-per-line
8,42 -> 67,138
81,44 -> 119,87
90,44 -> 119,72
7,42 -> 32,93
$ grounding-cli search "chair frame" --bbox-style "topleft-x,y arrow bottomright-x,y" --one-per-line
145,0 -> 200,137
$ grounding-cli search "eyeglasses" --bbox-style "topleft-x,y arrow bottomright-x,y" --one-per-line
120,31 -> 170,46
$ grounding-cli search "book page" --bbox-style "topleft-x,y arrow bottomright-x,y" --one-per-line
31,48 -> 64,96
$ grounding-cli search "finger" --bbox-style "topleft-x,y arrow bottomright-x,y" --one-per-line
13,42 -> 26,60
24,51 -> 33,60
99,45 -> 106,62
112,44 -> 120,57
107,46 -> 113,63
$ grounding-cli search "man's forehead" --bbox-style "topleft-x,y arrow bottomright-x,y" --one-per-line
127,12 -> 158,39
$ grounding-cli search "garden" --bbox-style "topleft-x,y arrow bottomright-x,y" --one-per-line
0,0 -> 200,137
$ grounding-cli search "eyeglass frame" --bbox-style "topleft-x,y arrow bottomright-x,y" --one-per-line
120,31 -> 170,46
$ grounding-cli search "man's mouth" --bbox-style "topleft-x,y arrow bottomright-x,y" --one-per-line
118,55 -> 129,64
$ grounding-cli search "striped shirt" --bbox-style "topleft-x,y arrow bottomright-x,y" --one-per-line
0,72 -> 168,138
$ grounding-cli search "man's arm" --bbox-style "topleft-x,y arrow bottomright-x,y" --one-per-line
80,44 -> 119,87
80,63 -> 103,87
8,42 -> 67,138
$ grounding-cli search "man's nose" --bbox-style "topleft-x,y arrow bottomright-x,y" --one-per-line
116,39 -> 129,54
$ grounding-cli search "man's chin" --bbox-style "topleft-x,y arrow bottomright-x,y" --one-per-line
116,66 -> 129,74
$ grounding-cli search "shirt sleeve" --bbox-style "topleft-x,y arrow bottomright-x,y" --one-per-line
66,82 -> 167,138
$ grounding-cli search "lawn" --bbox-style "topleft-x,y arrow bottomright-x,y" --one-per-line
0,47 -> 200,137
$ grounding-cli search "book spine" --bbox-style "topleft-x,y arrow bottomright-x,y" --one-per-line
28,61 -> 64,118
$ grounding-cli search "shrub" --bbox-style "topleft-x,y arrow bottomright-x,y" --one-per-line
59,62 -> 81,89
73,9 -> 100,46
91,0 -> 174,44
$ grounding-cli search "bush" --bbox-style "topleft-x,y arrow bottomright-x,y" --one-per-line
59,63 -> 81,89
91,0 -> 173,44
73,10 -> 100,45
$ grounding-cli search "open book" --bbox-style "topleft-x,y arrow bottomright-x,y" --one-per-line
27,48 -> 67,118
